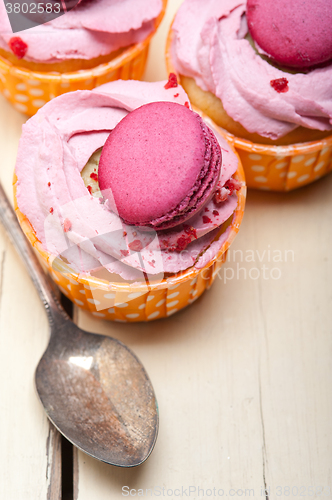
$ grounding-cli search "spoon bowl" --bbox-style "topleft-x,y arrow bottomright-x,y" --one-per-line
36,313 -> 158,466
0,182 -> 158,467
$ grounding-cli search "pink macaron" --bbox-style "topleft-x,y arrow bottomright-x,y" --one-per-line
247,0 -> 332,69
98,101 -> 222,230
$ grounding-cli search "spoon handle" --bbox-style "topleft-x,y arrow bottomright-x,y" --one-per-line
0,181 -> 65,323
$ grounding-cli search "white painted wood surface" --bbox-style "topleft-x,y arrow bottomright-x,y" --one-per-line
74,186 -> 332,500
0,99 -> 62,499
1,0 -> 331,498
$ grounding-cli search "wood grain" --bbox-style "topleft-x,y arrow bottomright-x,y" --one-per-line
0,98 -> 62,499
0,0 -> 331,498
74,1 -> 332,498
74,180 -> 332,499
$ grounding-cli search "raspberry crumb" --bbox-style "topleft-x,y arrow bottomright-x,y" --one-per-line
213,210 -> 219,216
48,182 -> 51,187
120,249 -> 129,257
164,73 -> 178,89
49,207 -> 53,214
63,219 -> 72,232
183,225 -> 197,239
87,185 -> 92,194
174,93 -> 179,98
90,172 -> 98,182
214,178 -> 241,203
225,177 -> 242,195
270,78 -> 289,93
175,235 -> 191,252
204,207 -> 209,212
128,240 -> 143,252
184,101 -> 190,109
214,188 -> 228,204
202,215 -> 212,224
123,231 -> 127,237
8,37 -> 28,59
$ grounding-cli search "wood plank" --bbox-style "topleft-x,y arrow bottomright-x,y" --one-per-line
1,0 -> 328,496
246,183 -> 332,493
74,178 -> 332,499
74,0 -> 332,497
0,96 -> 62,499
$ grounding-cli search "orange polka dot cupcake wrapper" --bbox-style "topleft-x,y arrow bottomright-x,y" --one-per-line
13,155 -> 246,322
220,131 -> 332,192
0,0 -> 167,116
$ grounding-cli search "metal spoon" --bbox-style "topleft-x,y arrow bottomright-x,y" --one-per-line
0,182 -> 158,467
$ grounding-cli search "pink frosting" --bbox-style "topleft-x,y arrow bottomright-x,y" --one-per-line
0,0 -> 162,63
15,80 -> 239,281
171,0 -> 332,140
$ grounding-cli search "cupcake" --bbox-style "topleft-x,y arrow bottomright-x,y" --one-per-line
13,79 -> 246,322
0,0 -> 166,115
167,0 -> 332,191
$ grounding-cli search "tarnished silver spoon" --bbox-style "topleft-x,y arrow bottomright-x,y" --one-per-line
0,182 -> 158,467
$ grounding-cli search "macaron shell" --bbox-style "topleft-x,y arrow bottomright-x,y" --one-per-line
247,0 -> 332,68
99,101 -> 211,226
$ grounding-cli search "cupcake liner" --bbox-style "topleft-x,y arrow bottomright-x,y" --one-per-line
13,149 -> 246,322
0,0 -> 167,116
217,132 -> 332,191
165,25 -> 332,192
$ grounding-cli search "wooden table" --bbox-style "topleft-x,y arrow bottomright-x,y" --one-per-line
1,1 -> 331,498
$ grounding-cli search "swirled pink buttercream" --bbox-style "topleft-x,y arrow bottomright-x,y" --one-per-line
171,0 -> 332,140
15,80 -> 239,280
0,0 -> 162,63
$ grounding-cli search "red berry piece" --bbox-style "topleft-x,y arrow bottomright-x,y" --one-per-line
63,219 -> 72,232
183,225 -> 197,238
8,37 -> 28,59
202,215 -> 212,224
214,190 -> 227,203
270,78 -> 289,93
225,178 -> 242,195
175,235 -> 192,252
128,240 -> 143,252
90,172 -> 98,182
164,73 -> 178,89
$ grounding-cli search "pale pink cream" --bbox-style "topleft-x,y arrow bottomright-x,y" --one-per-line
0,0 -> 162,63
15,80 -> 240,281
171,0 -> 332,140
